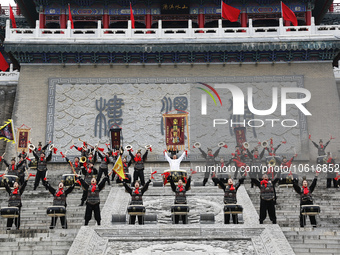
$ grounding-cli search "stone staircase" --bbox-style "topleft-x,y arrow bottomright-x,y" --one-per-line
0,169 -> 111,255
245,177 -> 340,255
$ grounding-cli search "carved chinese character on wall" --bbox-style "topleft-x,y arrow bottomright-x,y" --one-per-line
95,96 -> 124,138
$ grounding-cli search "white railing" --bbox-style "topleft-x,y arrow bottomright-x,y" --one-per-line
0,64 -> 19,83
5,17 -> 340,43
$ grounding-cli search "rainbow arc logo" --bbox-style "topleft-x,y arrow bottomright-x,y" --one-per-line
196,82 -> 222,115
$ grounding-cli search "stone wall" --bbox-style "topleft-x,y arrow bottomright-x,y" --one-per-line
5,62 -> 340,162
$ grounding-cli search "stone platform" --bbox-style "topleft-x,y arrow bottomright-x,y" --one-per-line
68,183 -> 294,255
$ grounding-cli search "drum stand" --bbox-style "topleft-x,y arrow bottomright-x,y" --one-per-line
47,211 -> 67,230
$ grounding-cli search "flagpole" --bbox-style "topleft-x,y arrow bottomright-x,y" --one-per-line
221,1 -> 222,19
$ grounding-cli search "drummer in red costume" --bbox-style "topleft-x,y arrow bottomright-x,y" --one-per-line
169,170 -> 196,224
252,174 -> 279,224
123,178 -> 152,225
1,174 -> 32,230
43,178 -> 77,229
79,172 -> 112,226
32,141 -> 50,157
79,162 -> 98,206
213,174 -> 245,224
129,148 -> 150,186
1,157 -> 24,179
293,171 -> 319,227
32,150 -> 52,190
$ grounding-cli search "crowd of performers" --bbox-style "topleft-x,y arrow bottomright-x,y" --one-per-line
0,133 -> 337,229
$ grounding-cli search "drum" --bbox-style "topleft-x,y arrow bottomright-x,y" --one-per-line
171,205 -> 190,215
0,175 -> 19,188
127,205 -> 146,215
163,170 -> 187,185
28,158 -> 37,169
224,204 -> 243,214
265,156 -> 281,166
279,173 -> 298,186
0,207 -> 19,218
301,205 -> 320,215
317,156 -> 327,165
216,173 -> 230,185
46,206 -> 66,217
62,174 -> 80,187
116,174 -> 131,184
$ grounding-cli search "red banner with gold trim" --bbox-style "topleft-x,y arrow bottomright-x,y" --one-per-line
234,127 -> 246,147
17,124 -> 31,152
163,113 -> 189,151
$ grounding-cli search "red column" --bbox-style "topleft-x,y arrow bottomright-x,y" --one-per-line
329,4 -> 334,13
198,13 -> 205,33
284,20 -> 290,26
145,14 -> 152,28
198,13 -> 205,28
241,12 -> 247,27
60,13 -> 66,29
145,13 -> 152,33
103,14 -> 109,28
39,13 -> 45,29
305,10 -> 311,25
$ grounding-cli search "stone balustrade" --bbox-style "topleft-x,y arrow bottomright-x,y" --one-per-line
0,64 -> 19,84
4,17 -> 340,44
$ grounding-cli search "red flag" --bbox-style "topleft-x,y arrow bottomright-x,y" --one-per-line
9,5 -> 17,28
68,4 -> 74,29
130,2 -> 135,29
0,53 -> 9,72
281,2 -> 298,26
221,2 -> 240,22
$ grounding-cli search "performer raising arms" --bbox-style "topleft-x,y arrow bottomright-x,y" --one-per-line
293,171 -> 319,227
1,157 -> 24,179
309,134 -> 333,160
87,150 -> 97,165
266,138 -> 283,156
169,171 -> 194,224
79,162 -> 98,206
129,148 -> 149,186
280,155 -> 297,169
32,141 -> 50,157
252,174 -> 279,224
123,178 -> 151,225
196,146 -> 221,186
64,156 -> 81,175
164,149 -> 187,171
213,174 -> 245,224
43,179 -> 76,229
32,150 -> 52,190
79,171 -> 112,226
72,141 -> 93,157
2,174 -> 32,230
